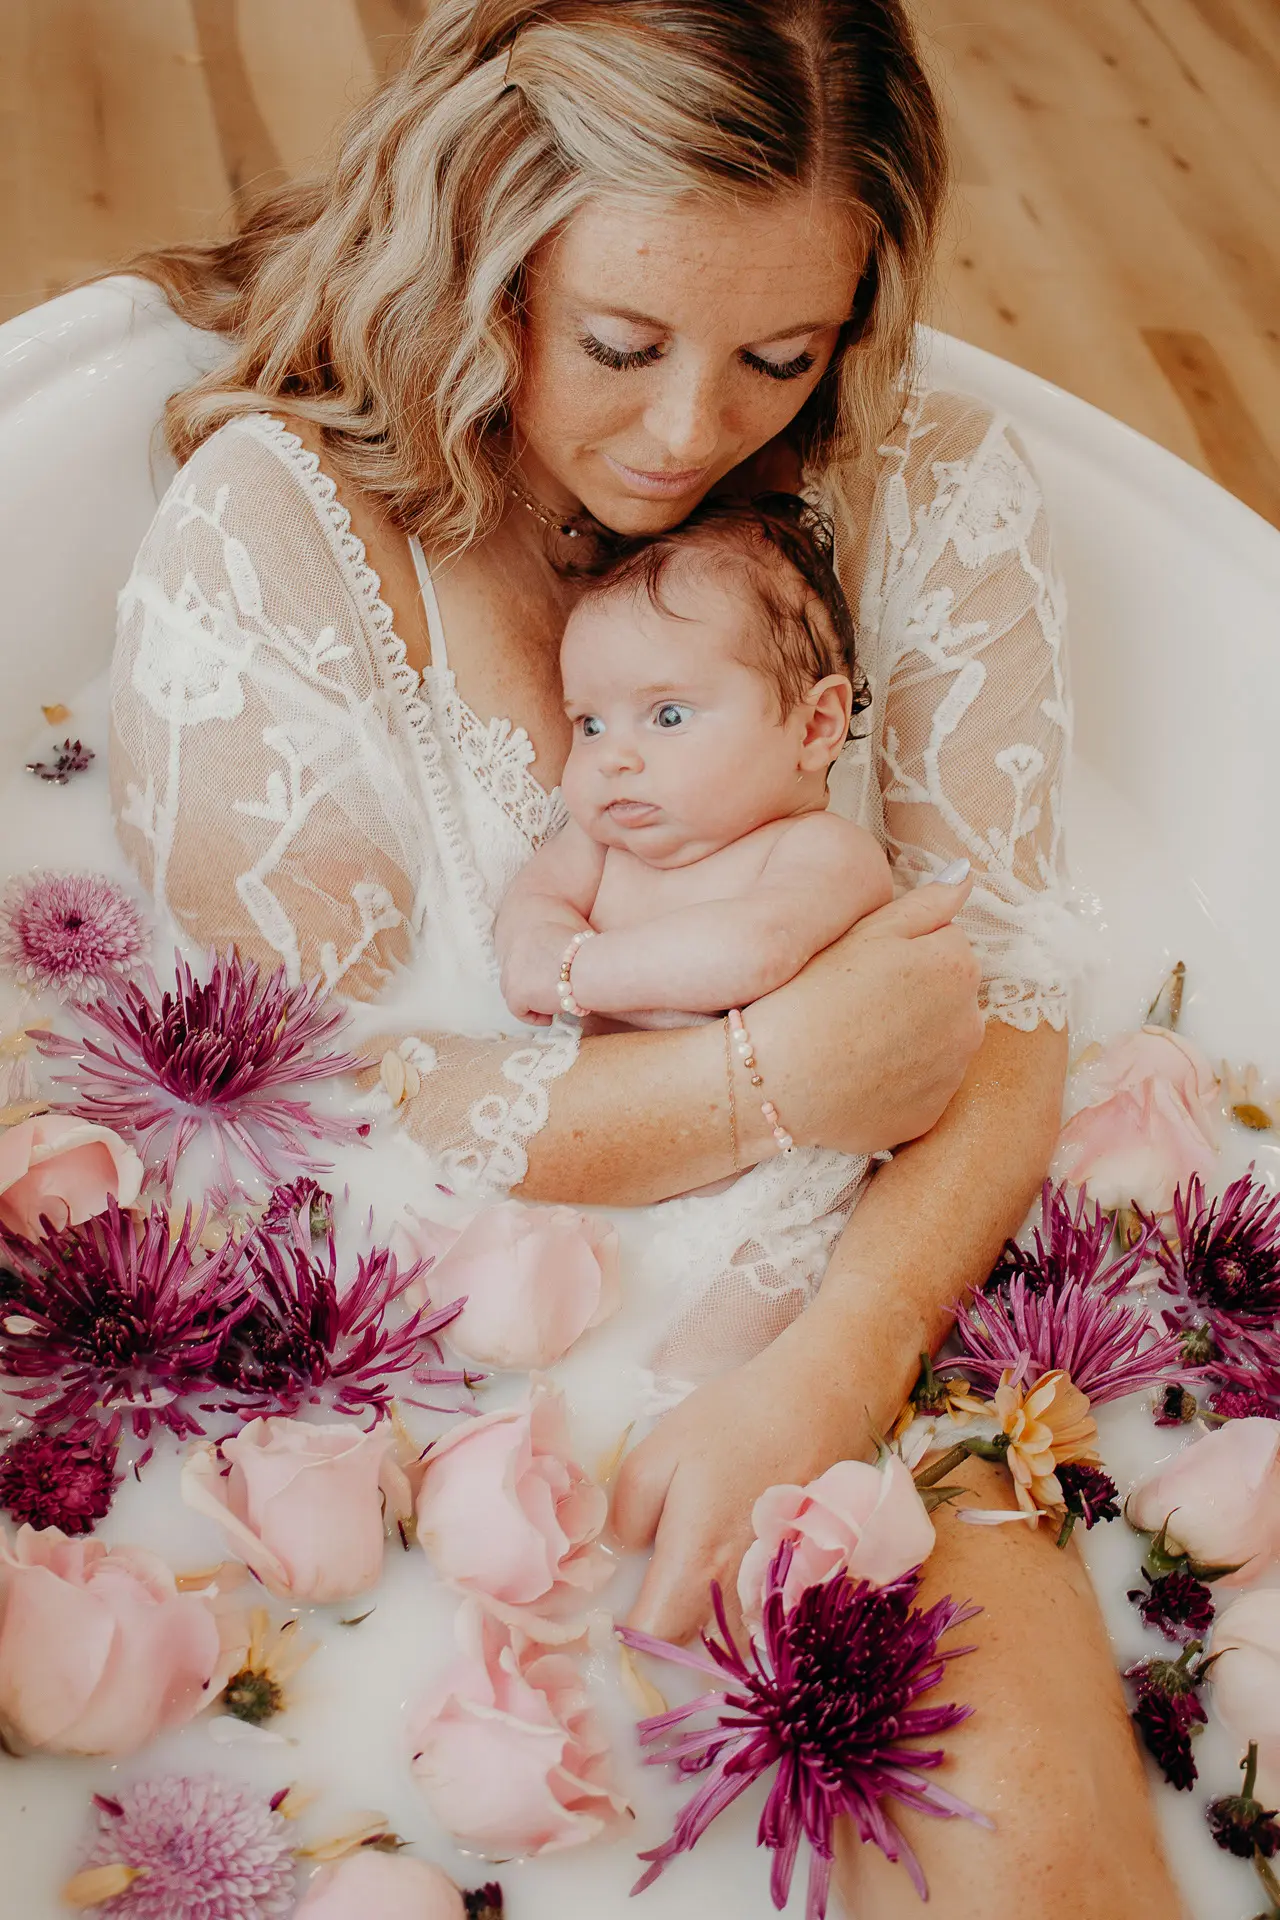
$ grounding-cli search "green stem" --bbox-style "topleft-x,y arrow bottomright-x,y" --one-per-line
1056,1511 -> 1077,1549
1244,1742 -> 1260,1803
913,1443 -> 973,1490
1255,1850 -> 1280,1908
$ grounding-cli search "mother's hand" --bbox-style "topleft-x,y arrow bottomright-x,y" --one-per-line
747,873 -> 985,1160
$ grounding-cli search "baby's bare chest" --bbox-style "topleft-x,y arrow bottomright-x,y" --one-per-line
591,829 -> 786,931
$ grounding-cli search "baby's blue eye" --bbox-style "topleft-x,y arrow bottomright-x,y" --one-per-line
654,703 -> 693,730
580,715 -> 604,738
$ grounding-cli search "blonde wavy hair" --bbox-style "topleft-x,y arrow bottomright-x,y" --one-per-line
132,0 -> 948,547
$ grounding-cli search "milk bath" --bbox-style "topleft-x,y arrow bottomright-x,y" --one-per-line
0,670 -> 1276,1920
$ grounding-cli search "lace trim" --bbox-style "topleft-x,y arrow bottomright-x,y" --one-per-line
429,669 -> 569,850
241,414 -> 498,959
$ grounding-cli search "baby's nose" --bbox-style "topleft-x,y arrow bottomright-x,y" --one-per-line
601,734 -> 644,775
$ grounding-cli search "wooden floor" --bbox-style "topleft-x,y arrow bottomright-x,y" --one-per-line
3,0 -> 1278,524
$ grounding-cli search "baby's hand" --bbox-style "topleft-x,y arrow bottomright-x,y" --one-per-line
499,926 -> 572,1027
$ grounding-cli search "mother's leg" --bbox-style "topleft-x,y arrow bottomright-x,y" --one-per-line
835,1458 -> 1186,1919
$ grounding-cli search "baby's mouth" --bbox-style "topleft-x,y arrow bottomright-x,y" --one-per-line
605,800 -> 661,825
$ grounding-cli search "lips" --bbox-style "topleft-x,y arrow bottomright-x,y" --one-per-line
601,455 -> 710,499
605,800 -> 661,825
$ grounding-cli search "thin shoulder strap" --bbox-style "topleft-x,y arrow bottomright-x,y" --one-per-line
407,534 -> 449,671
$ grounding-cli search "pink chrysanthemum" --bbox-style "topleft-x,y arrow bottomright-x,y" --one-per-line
619,1546 -> 984,1920
1147,1173 -> 1280,1406
76,1776 -> 296,1919
0,1199 -> 249,1440
33,948 -> 370,1188
0,869 -> 148,1001
208,1213 -> 467,1420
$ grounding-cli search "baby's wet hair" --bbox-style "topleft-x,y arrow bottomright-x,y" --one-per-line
562,493 -> 870,733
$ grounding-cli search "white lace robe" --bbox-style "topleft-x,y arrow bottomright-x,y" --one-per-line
109,389 -> 1071,1385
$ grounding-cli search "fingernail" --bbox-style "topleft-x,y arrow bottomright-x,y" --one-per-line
937,857 -> 970,886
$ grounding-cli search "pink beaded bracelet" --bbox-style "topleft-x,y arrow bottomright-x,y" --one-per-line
557,929 -> 595,1018
726,1008 -> 795,1155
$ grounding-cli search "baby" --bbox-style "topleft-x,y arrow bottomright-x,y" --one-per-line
496,493 -> 894,1038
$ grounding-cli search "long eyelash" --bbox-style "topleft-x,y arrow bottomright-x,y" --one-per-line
578,332 -> 664,372
741,348 -> 818,382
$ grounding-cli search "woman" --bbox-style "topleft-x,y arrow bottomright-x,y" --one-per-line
112,3 -> 1178,1911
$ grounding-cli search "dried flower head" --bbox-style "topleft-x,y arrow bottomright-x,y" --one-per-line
1125,1647 -> 1208,1790
1150,1175 -> 1280,1404
1128,1569 -> 1216,1645
618,1547 -> 984,1920
33,950 -> 370,1189
1206,1744 -> 1280,1859
208,1217 -> 465,1421
1153,1383 -> 1200,1427
0,870 -> 148,1003
260,1177 -> 334,1241
66,1775 -> 296,1919
26,737 -> 94,783
1056,1461 -> 1119,1530
0,1199 -> 247,1440
0,1418 -> 120,1533
221,1610 -> 314,1728
1221,1062 -> 1278,1135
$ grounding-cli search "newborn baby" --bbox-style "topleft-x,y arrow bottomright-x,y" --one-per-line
496,493 -> 894,1033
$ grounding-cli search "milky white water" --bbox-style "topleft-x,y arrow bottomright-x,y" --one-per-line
0,672 -> 1277,1919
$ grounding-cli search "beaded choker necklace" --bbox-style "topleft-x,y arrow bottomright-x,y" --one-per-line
508,476 -> 584,540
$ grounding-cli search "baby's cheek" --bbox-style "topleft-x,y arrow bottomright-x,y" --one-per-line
558,747 -> 593,829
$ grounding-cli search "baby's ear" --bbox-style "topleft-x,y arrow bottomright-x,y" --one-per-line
799,674 -> 854,769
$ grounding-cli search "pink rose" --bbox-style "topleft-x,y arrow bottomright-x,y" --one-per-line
394,1200 -> 621,1372
415,1378 -> 610,1632
0,1113 -> 143,1238
1126,1419 -> 1280,1583
181,1415 -> 411,1604
409,1601 -> 628,1856
0,1525 -> 239,1754
737,1453 -> 936,1627
1054,1026 -> 1218,1213
295,1852 -> 465,1920
1209,1590 -> 1280,1802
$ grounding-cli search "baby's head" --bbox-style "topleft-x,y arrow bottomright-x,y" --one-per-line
559,494 -> 867,866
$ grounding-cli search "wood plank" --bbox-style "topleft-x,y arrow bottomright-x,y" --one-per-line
1142,328 -> 1280,526
234,0 -> 375,176
352,0 -> 425,76
189,0 -> 285,204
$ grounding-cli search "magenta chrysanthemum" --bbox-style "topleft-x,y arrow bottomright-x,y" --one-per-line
0,869 -> 148,1001
207,1214 -> 466,1420
1148,1173 -> 1280,1403
618,1546 -> 983,1920
76,1776 -> 295,1919
951,1186 -> 1190,1405
0,1199 -> 249,1440
0,1418 -> 120,1532
988,1181 -> 1153,1297
260,1175 -> 334,1240
33,949 -> 370,1188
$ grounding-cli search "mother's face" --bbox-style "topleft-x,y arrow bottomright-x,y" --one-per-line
516,191 -> 866,536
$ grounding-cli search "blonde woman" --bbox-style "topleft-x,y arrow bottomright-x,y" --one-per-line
113,3 -> 1177,1910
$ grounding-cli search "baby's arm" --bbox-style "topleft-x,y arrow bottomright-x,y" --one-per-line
496,818 -> 607,1024
568,812 -> 893,1017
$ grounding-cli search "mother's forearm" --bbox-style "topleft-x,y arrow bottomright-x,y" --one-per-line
801,1018 -> 1070,1435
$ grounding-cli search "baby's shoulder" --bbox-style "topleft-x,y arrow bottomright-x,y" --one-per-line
767,808 -> 885,873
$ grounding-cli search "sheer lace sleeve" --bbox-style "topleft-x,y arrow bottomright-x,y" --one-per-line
109,414 -> 578,1195
846,389 -> 1074,1032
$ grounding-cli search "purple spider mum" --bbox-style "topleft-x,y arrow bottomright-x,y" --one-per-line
207,1216 -> 466,1420
1125,1649 -> 1207,1791
988,1180 -> 1154,1297
0,1418 -> 120,1532
26,736 -> 94,783
1148,1174 -> 1280,1400
1127,1569 -> 1215,1645
949,1270 -> 1190,1406
260,1175 -> 334,1240
618,1546 -> 984,1920
72,1776 -> 295,1919
33,949 -> 370,1189
0,869 -> 148,1001
0,1199 -> 248,1440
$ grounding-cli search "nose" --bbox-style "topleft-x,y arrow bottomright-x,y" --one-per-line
642,357 -> 724,468
598,728 -> 644,778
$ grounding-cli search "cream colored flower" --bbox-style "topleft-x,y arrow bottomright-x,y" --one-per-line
1222,1060 -> 1278,1134
992,1368 -> 1099,1518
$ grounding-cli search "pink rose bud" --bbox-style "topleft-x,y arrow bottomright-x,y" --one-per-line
0,1525 -> 237,1754
1210,1590 -> 1280,1804
181,1415 -> 412,1604
294,1851 -> 466,1919
737,1453 -> 936,1628
1053,1025 -> 1218,1214
0,1113 -> 143,1239
409,1601 -> 628,1857
1127,1418 -> 1280,1583
394,1200 -> 621,1372
415,1379 -> 610,1633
